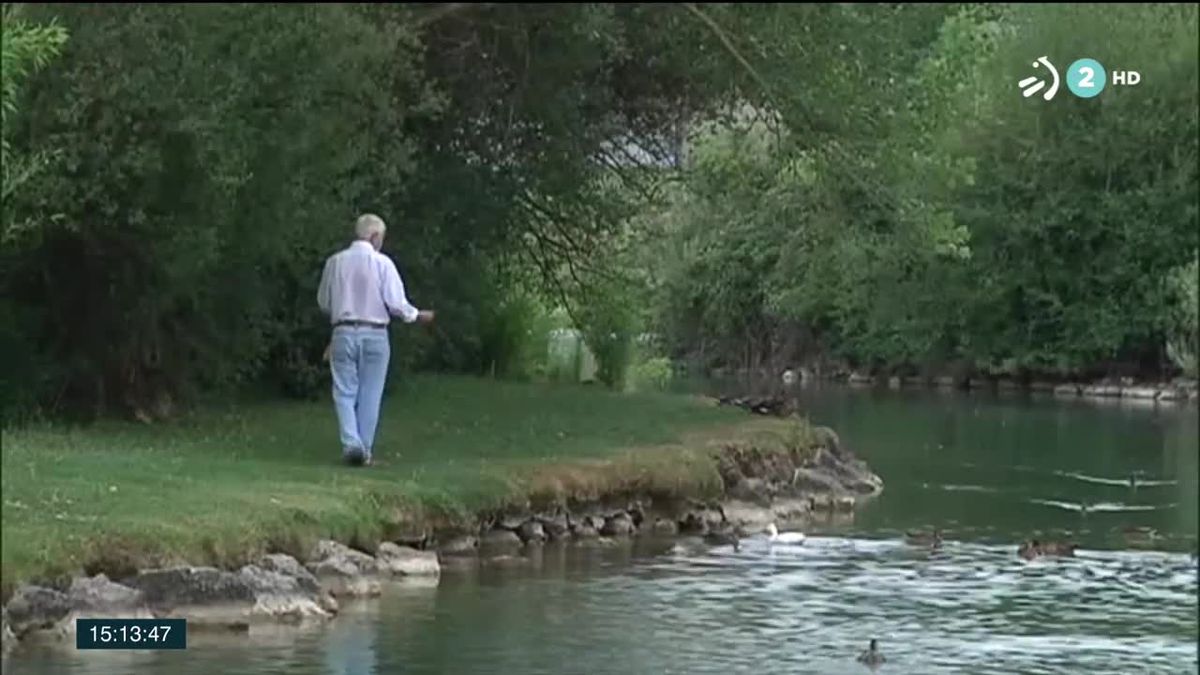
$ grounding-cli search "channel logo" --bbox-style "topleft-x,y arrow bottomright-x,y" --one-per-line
1018,56 -> 1060,101
1019,57 -> 1142,101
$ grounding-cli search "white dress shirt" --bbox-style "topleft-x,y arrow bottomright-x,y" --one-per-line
317,241 -> 420,325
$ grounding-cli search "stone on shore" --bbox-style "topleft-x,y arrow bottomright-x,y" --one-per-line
721,501 -> 776,529
256,554 -> 338,612
1,607 -> 15,656
123,566 -> 257,626
53,575 -> 155,636
67,575 -> 146,615
497,513 -> 528,530
812,447 -> 883,495
259,554 -> 322,594
1054,384 -> 1081,397
584,515 -> 608,531
571,522 -> 599,539
726,477 -> 770,502
568,513 -> 606,537
809,494 -> 836,511
237,564 -> 337,621
304,541 -> 382,598
771,498 -> 813,520
537,513 -> 570,540
650,518 -> 679,535
1083,384 -> 1121,398
600,512 -> 635,537
516,520 -> 547,545
4,585 -> 70,638
376,542 -> 440,577
479,528 -> 523,551
437,535 -> 479,557
678,505 -> 726,535
789,467 -> 840,495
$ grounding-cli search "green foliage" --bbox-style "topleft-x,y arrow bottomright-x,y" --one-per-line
1,3 -> 767,419
642,3 -> 1199,380
576,276 -> 640,389
939,4 -> 1199,373
3,2 -> 1196,421
1166,255 -> 1199,377
3,4 -> 425,417
0,6 -> 68,244
478,288 -> 557,381
629,355 -> 674,392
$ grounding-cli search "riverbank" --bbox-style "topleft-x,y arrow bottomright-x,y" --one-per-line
708,365 -> 1199,404
0,375 -> 883,654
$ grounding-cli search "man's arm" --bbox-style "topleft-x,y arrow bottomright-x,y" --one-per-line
380,257 -> 422,324
317,258 -> 333,315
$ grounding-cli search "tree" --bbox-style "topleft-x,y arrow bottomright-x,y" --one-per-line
2,4 -> 426,418
1,5 -> 67,244
638,3 -> 1199,380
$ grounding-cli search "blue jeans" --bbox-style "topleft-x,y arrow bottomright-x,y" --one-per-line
329,326 -> 391,460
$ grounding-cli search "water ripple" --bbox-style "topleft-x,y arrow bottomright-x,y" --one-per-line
610,535 -> 1198,674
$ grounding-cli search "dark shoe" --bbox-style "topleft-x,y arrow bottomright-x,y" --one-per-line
344,447 -> 366,467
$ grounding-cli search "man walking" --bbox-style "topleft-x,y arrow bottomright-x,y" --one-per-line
317,214 -> 433,466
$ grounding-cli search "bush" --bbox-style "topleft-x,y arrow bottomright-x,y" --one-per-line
2,4 -> 424,418
1166,254 -> 1199,378
629,356 -> 673,392
478,289 -> 555,381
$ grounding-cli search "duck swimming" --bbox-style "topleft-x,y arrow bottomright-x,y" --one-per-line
856,639 -> 885,667
1040,541 -> 1077,557
703,526 -> 741,552
1120,525 -> 1159,547
1018,539 -> 1077,559
1018,539 -> 1040,560
765,523 -> 806,544
905,528 -> 943,548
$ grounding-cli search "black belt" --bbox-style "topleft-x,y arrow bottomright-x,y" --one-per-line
334,320 -> 387,329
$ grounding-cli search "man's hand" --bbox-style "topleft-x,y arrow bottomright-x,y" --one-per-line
322,343 -> 332,363
417,310 -> 435,324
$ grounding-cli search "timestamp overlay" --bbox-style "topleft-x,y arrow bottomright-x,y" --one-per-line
76,619 -> 187,650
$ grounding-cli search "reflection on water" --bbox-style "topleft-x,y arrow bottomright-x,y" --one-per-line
4,387 -> 1197,675
778,386 -> 1199,556
1026,498 -> 1175,513
1053,470 -> 1178,488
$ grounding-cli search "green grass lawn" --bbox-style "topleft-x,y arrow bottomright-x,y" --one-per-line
1,375 -> 744,593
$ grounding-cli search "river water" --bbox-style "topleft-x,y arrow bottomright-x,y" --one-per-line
6,387 -> 1198,674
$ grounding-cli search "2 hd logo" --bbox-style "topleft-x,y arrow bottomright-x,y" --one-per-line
1019,56 -> 1140,100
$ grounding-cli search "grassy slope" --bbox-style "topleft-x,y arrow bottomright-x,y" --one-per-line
1,375 -> 750,593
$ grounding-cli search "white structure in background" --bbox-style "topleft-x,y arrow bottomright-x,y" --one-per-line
547,328 -> 599,383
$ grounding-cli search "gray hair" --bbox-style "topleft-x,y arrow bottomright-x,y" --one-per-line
354,213 -> 387,240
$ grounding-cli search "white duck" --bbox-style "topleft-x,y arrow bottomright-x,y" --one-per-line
765,523 -> 806,544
